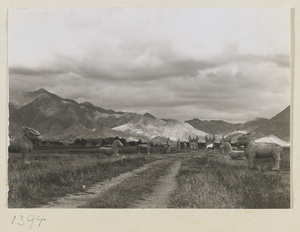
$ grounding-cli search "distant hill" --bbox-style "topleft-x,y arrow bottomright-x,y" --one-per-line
238,117 -> 269,132
9,89 -> 128,136
9,88 -> 289,142
184,118 -> 241,135
113,117 -> 207,141
186,106 -> 290,142
255,106 -> 290,141
144,112 -> 156,120
9,88 -> 207,141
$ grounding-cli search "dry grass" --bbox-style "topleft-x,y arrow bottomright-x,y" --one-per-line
8,152 -> 155,208
8,148 -> 290,209
169,150 -> 290,209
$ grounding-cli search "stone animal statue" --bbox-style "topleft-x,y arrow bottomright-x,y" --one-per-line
99,139 -> 124,156
137,141 -> 154,155
219,137 -> 225,154
177,139 -> 181,151
219,141 -> 245,159
236,133 -> 283,170
9,127 -> 41,164
165,138 -> 171,153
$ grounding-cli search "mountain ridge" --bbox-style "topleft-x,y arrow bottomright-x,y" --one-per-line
9,88 -> 290,142
185,118 -> 242,135
9,88 -> 208,141
185,106 -> 290,141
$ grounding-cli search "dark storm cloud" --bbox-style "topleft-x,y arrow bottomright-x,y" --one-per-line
84,52 -> 289,82
9,66 -> 69,76
269,54 -> 290,67
9,57 -> 221,82
10,51 -> 289,84
8,50 -> 289,123
235,54 -> 290,68
95,70 -> 279,114
152,67 -> 290,121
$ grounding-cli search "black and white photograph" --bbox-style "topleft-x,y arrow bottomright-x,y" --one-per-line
8,8 -> 290,209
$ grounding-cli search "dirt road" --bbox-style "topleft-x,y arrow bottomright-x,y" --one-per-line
133,160 -> 181,208
42,153 -> 186,208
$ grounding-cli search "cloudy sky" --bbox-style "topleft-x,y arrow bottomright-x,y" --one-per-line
9,8 -> 290,122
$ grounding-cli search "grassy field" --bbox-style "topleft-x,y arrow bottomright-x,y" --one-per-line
8,146 -> 291,209
169,149 -> 290,209
8,151 -> 157,208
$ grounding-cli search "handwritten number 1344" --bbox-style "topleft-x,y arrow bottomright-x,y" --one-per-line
12,215 -> 46,229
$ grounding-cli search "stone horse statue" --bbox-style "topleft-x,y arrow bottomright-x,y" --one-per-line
219,140 -> 245,160
98,139 -> 124,156
137,140 -> 154,155
9,127 -> 41,164
236,133 -> 283,170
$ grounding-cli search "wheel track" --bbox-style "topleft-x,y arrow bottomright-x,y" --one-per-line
132,159 -> 181,208
41,159 -> 164,208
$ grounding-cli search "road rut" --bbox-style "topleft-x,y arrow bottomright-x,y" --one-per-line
133,160 -> 181,208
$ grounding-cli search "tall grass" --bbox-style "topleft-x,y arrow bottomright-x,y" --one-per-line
169,151 -> 290,208
8,152 -> 154,208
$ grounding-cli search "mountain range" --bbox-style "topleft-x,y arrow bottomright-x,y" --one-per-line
9,88 -> 290,142
185,106 -> 290,141
9,88 -> 207,142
